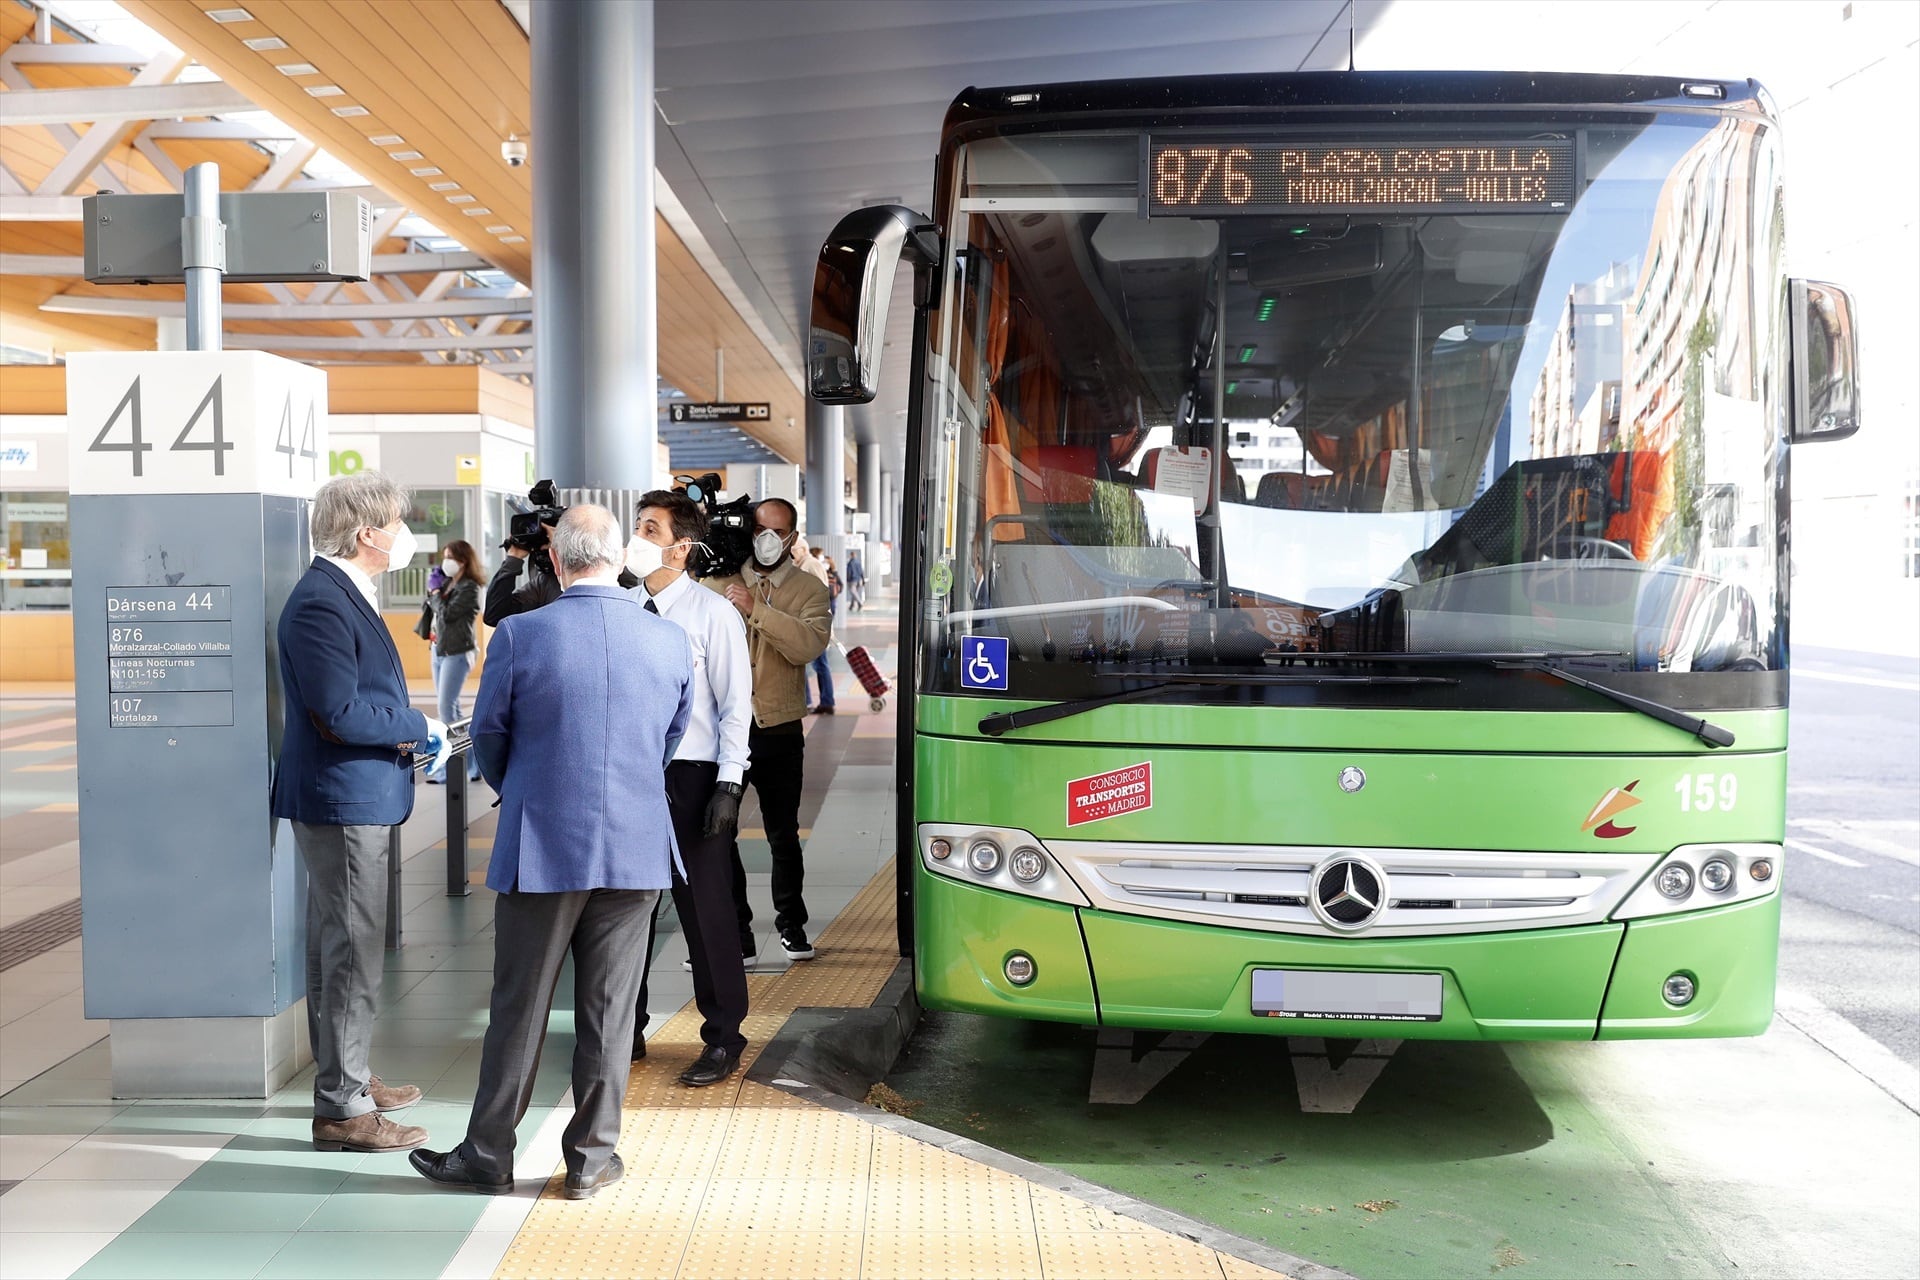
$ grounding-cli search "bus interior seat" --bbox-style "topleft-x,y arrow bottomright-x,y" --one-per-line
1346,453 -> 1396,512
1023,444 -> 1098,505
1257,471 -> 1309,508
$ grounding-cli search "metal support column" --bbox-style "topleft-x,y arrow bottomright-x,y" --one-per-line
180,161 -> 224,352
879,468 -> 895,572
805,399 -> 845,537
445,769 -> 470,898
857,440 -> 881,526
531,0 -> 656,489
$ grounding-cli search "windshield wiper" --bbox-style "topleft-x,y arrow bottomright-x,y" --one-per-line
977,671 -> 1456,737
1292,651 -> 1736,748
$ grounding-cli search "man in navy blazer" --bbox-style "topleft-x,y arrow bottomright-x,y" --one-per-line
412,503 -> 694,1199
272,471 -> 444,1154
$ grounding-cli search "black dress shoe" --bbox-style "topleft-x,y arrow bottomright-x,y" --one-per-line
678,1044 -> 744,1088
565,1152 -> 624,1200
631,1037 -> 647,1062
409,1146 -> 514,1195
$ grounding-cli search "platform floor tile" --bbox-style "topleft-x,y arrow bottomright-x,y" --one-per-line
493,1231 -> 686,1280
861,1230 -> 1045,1280
678,1229 -> 865,1280
1035,1229 -> 1239,1279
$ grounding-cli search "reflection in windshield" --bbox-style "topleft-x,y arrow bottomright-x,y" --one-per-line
923,114 -> 1783,695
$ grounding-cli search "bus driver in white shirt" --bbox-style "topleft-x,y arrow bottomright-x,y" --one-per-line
626,489 -> 755,1087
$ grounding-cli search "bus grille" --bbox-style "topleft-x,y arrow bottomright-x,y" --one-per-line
1047,841 -> 1649,937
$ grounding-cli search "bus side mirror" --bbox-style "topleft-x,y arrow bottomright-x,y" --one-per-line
1788,279 -> 1861,444
808,205 -> 939,404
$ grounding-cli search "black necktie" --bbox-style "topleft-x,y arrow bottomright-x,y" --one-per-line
644,597 -> 659,615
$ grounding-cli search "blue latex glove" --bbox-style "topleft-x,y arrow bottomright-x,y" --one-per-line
420,717 -> 452,775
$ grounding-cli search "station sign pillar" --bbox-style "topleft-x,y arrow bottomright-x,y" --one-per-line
67,351 -> 329,1098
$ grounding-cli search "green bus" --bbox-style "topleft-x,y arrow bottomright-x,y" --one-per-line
809,72 -> 1861,1041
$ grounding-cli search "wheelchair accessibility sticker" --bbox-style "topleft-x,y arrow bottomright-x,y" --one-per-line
960,635 -> 1009,691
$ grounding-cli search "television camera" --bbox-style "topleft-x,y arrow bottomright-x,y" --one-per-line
674,472 -> 755,579
502,478 -> 566,573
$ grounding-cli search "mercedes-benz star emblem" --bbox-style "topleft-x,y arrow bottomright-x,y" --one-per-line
1309,856 -> 1388,931
1338,766 -> 1366,793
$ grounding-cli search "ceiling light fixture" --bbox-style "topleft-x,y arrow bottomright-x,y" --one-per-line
205,8 -> 255,23
462,207 -> 492,216
428,181 -> 459,191
484,225 -> 511,233
446,194 -> 475,204
409,166 -> 442,177
241,36 -> 286,51
368,134 -> 404,146
499,235 -> 525,244
304,84 -> 345,98
275,62 -> 318,76
331,105 -> 369,118
388,150 -> 423,161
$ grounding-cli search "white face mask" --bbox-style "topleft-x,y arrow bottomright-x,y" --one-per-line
752,529 -> 789,567
626,535 -> 686,579
440,557 -> 458,579
371,523 -> 417,573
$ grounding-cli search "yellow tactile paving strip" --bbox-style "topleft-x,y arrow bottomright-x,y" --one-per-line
495,869 -> 1293,1280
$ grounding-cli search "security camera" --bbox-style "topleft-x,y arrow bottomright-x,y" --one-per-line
501,135 -> 528,168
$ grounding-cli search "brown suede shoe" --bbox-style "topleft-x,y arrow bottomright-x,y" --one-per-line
368,1075 -> 422,1111
313,1111 -> 428,1153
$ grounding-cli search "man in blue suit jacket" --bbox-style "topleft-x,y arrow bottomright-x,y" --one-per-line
272,471 -> 444,1155
412,504 -> 694,1199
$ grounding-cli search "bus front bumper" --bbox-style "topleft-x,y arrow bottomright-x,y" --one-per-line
914,872 -> 1778,1041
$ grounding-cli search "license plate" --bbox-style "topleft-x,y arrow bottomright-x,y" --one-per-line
1251,969 -> 1443,1023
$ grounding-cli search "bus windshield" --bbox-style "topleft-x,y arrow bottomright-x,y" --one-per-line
919,113 -> 1785,703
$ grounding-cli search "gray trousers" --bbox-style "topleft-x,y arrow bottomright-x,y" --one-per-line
463,887 -> 660,1179
292,821 -> 389,1120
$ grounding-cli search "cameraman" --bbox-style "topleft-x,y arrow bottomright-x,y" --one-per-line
704,498 -> 831,963
486,486 -> 641,625
483,520 -> 563,627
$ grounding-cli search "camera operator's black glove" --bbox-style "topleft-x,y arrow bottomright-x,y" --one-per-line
703,781 -> 743,839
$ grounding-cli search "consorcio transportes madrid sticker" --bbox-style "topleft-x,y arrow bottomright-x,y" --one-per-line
1066,761 -> 1153,827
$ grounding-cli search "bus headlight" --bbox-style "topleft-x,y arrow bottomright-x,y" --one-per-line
1008,846 -> 1047,883
1700,856 -> 1735,893
1656,863 -> 1694,898
1613,844 -> 1781,921
917,825 -> 1092,909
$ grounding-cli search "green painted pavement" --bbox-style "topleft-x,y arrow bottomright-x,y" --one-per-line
885,1012 -> 1737,1279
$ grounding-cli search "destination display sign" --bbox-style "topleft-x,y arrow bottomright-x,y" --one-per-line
109,655 -> 236,693
667,402 -> 771,424
107,621 -> 233,657
102,585 -> 237,726
106,585 -> 232,622
1146,139 -> 1576,214
108,690 -> 235,729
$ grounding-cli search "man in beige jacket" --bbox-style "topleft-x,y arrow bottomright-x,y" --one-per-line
704,497 -> 832,961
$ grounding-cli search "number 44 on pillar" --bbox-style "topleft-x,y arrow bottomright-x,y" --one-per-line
66,353 -> 330,499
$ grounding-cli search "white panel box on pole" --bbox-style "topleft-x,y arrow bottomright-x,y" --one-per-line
67,352 -> 328,497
